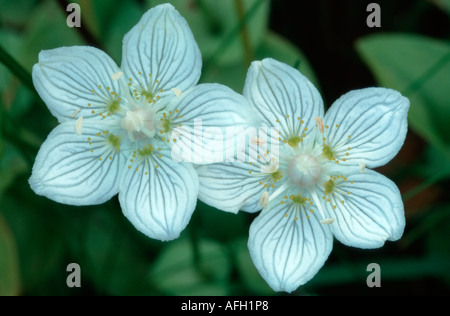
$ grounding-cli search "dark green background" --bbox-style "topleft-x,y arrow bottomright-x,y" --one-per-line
0,0 -> 449,295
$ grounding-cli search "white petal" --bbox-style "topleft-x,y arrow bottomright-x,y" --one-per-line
32,46 -> 123,123
29,122 -> 125,205
121,3 -> 201,99
197,158 -> 286,214
119,141 -> 199,241
326,169 -> 405,249
324,88 -> 409,168
196,132 -> 288,214
243,58 -> 324,140
248,190 -> 333,293
196,122 -> 285,213
165,83 -> 259,164
197,162 -> 258,213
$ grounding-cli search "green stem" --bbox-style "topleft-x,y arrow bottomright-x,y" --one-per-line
401,207 -> 450,248
402,170 -> 450,202
195,0 -> 222,35
1,107 -> 43,165
234,0 -> 253,69
202,0 -> 266,74
189,220 -> 201,271
0,44 -> 46,112
0,44 -> 34,93
0,98 -> 3,156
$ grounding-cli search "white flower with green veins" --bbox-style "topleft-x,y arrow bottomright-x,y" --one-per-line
196,58 -> 410,292
29,4 -> 253,241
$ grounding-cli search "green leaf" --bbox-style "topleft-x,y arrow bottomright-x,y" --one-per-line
356,34 -> 450,155
0,214 -> 21,296
149,237 -> 231,295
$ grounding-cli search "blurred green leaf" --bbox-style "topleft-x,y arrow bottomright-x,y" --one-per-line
428,0 -> 450,15
232,238 -> 273,295
74,205 -> 159,295
425,206 -> 450,271
0,214 -> 21,296
0,141 -> 28,195
149,237 -> 231,295
5,84 -> 34,119
307,255 -> 450,289
422,142 -> 450,177
402,144 -> 450,202
0,0 -> 38,26
102,1 -> 143,63
20,0 -> 84,70
1,194 -> 65,294
402,205 -> 450,250
194,201 -> 247,242
200,61 -> 246,92
356,34 -> 450,155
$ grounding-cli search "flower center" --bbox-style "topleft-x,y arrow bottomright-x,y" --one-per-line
121,108 -> 158,141
288,153 -> 322,187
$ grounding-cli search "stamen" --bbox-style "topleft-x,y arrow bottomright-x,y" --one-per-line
112,71 -> 124,81
71,108 -> 81,118
171,88 -> 182,98
310,191 -> 330,222
269,181 -> 290,202
320,218 -> 335,225
315,117 -> 324,133
74,116 -> 83,135
259,191 -> 269,209
251,137 -> 266,146
359,162 -> 366,173
260,157 -> 279,174
121,110 -> 143,133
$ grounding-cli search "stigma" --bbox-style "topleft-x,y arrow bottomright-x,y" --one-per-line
288,153 -> 322,187
121,108 -> 158,141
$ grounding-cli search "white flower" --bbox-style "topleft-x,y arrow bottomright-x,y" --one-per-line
29,4 -> 253,241
196,58 -> 409,292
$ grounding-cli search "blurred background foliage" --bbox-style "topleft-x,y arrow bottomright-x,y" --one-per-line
0,0 -> 449,296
